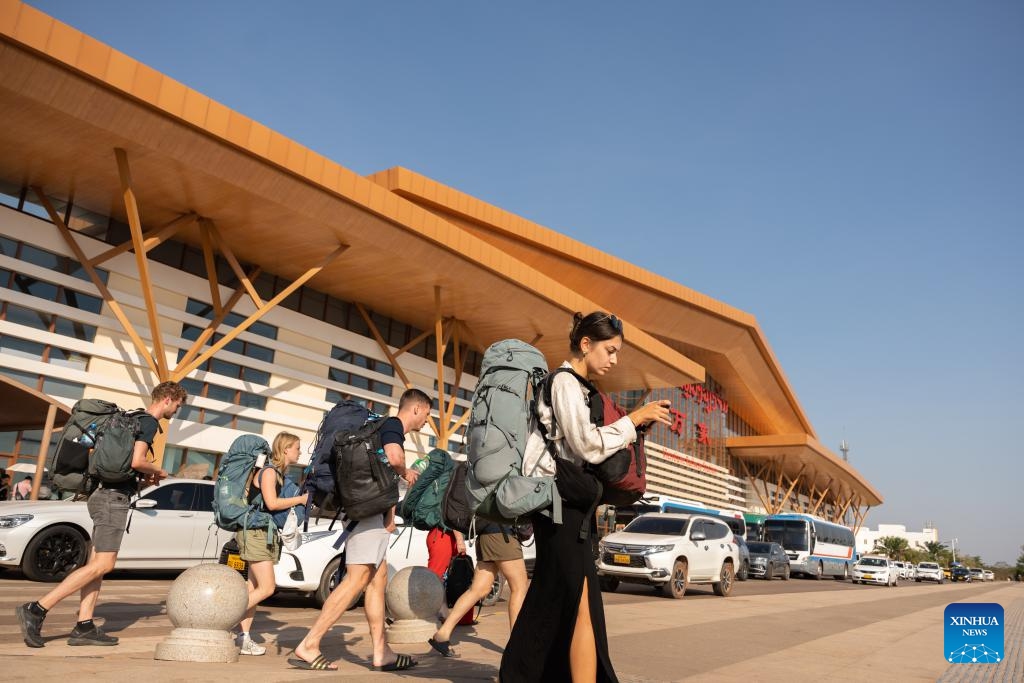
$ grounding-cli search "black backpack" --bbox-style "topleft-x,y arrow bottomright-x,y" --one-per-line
445,554 -> 475,609
441,461 -> 473,534
50,399 -> 151,493
303,400 -> 374,511
333,417 -> 399,520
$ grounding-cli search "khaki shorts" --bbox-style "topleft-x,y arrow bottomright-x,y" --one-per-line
87,486 -> 132,552
476,531 -> 523,563
236,528 -> 281,563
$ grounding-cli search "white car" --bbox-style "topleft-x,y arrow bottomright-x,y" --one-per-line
852,556 -> 897,586
983,569 -> 995,582
221,514 -> 535,606
596,512 -> 740,599
915,561 -> 945,583
0,479 -> 233,582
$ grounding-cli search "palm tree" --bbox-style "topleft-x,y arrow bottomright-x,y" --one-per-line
873,536 -> 910,560
922,541 -> 946,561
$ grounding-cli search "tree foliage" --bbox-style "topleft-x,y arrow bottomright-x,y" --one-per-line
873,536 -> 910,560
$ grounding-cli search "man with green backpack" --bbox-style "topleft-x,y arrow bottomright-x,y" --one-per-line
16,381 -> 187,649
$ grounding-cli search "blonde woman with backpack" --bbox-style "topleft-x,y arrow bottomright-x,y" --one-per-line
234,431 -> 306,655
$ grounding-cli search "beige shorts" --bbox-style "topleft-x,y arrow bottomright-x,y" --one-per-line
476,531 -> 523,563
236,528 -> 280,563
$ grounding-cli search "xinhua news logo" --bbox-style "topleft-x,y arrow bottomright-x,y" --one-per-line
944,603 -> 1003,664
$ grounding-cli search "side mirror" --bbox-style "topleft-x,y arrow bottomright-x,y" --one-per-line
133,498 -> 158,510
690,530 -> 707,542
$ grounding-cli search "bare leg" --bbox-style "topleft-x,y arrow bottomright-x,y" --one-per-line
39,550 -> 117,619
433,561 -> 496,643
569,576 -> 598,683
495,557 -> 528,630
364,560 -> 396,667
238,560 -> 275,634
293,563 -> 372,667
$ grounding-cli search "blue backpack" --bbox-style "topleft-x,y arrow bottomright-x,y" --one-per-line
212,435 -> 275,535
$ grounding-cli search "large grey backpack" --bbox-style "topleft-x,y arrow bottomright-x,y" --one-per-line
465,339 -> 562,525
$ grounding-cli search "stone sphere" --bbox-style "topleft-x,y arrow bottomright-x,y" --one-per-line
385,566 -> 443,621
165,563 -> 248,630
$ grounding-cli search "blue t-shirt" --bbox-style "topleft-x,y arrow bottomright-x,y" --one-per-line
379,416 -> 405,450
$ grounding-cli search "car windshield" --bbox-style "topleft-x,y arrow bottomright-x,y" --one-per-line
747,542 -> 774,553
623,516 -> 688,535
858,557 -> 887,567
919,563 -> 938,569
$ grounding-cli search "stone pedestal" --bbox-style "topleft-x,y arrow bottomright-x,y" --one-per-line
154,562 -> 248,663
385,565 -> 443,644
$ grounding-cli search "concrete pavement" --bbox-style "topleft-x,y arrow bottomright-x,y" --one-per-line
1,575 -> 1020,681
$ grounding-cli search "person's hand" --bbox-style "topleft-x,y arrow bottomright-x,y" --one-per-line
628,400 -> 672,428
456,538 -> 467,555
385,518 -> 397,533
404,468 -> 420,487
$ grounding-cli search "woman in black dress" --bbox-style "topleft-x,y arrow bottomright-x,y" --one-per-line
500,311 -> 671,682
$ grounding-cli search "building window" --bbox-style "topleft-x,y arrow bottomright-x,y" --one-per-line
327,346 -> 394,398
324,389 -> 391,417
177,378 -> 266,432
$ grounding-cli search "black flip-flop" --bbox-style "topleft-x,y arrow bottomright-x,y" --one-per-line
428,637 -> 459,658
287,653 -> 338,671
371,653 -> 418,671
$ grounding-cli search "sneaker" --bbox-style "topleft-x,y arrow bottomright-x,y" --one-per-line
239,637 -> 266,656
16,603 -> 45,648
67,624 -> 119,646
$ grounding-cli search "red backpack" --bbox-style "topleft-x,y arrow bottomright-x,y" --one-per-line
546,369 -> 648,507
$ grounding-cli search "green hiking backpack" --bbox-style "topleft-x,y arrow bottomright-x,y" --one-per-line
50,399 -> 150,493
400,448 -> 455,531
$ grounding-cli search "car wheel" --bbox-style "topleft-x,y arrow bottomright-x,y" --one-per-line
599,576 -> 619,593
765,564 -> 774,581
22,525 -> 89,582
482,574 -> 507,606
663,559 -> 688,599
739,559 -> 749,581
315,555 -> 347,607
713,562 -> 735,597
815,562 -> 824,580
782,564 -> 790,581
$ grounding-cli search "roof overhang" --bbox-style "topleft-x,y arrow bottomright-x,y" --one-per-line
726,434 -> 882,506
0,2 -> 704,393
0,374 -> 71,431
367,166 -> 814,437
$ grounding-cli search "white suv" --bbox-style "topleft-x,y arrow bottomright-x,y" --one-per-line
915,561 -> 944,583
596,512 -> 740,599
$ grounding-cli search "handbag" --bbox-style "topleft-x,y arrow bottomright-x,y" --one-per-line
280,507 -> 302,551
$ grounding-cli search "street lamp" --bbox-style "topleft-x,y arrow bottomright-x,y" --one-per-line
951,537 -> 958,563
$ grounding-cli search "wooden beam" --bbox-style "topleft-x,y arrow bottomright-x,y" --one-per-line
738,458 -> 771,513
529,332 -> 543,346
172,267 -> 260,379
434,287 -> 447,443
394,328 -> 433,358
776,463 -> 806,512
115,148 -> 168,379
205,219 -> 264,310
199,219 -> 223,316
443,329 -> 464,429
32,187 -> 160,377
90,212 -> 196,266
355,303 -> 439,438
175,246 -> 347,380
810,477 -> 833,516
29,403 -> 57,501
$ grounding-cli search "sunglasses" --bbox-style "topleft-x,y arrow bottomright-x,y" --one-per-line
595,313 -> 623,333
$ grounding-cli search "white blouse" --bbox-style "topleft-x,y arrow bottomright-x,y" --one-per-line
522,362 -> 637,477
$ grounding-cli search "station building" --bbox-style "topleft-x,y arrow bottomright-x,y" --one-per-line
0,2 -> 881,527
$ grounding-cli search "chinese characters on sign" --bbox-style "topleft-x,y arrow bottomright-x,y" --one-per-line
667,384 -> 727,444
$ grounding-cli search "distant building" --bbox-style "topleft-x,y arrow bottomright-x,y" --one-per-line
856,524 -> 939,554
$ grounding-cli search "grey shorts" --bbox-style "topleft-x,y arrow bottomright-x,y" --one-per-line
344,514 -> 390,567
87,486 -> 132,552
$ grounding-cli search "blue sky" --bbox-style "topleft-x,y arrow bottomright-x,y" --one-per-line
30,1 -> 1023,563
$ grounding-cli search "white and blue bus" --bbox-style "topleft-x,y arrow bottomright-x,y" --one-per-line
624,494 -> 748,540
763,513 -> 856,579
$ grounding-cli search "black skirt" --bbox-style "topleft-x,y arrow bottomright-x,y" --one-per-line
499,504 -> 618,683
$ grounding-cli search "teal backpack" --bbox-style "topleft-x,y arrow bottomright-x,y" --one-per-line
465,339 -> 562,525
400,448 -> 456,531
212,435 -> 276,537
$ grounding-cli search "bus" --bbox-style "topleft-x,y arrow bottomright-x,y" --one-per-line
615,494 -> 748,539
763,513 -> 856,579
